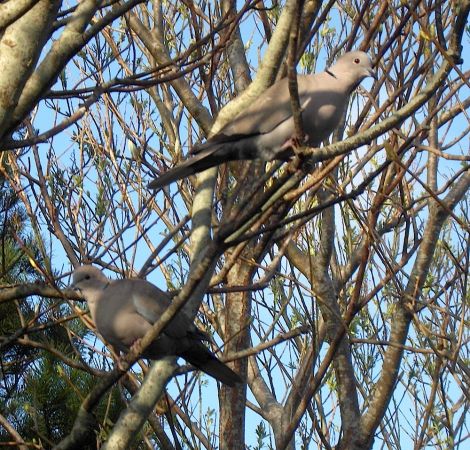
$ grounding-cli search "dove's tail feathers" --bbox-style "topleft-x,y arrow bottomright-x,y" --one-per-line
147,145 -> 232,190
181,344 -> 242,387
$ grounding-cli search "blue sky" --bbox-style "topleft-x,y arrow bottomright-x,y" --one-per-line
17,2 -> 470,447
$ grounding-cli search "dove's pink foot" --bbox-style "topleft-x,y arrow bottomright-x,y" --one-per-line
280,135 -> 309,154
129,338 -> 142,353
116,339 -> 142,370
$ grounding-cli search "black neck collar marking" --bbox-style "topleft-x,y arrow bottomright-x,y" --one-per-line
325,69 -> 337,78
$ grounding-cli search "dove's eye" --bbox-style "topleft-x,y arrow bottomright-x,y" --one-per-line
354,58 -> 360,64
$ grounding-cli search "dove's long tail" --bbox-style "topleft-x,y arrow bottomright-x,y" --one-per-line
147,144 -> 234,190
181,343 -> 242,387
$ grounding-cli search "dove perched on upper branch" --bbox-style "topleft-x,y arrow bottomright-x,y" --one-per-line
148,51 -> 374,189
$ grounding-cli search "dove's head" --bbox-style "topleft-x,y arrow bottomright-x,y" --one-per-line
329,51 -> 375,89
71,265 -> 109,297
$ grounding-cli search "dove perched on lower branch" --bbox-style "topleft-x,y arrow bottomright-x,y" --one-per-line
148,51 -> 374,189
71,265 -> 241,386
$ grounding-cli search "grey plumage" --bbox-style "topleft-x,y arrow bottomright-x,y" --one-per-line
148,51 -> 374,189
71,265 -> 241,386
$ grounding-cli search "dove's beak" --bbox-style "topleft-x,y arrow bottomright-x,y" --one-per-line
366,67 -> 377,79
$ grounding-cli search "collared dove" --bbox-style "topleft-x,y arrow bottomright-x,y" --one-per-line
148,51 -> 374,189
71,265 -> 241,386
